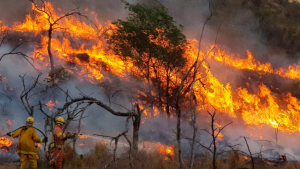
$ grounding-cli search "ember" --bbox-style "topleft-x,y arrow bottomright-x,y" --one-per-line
7,120 -> 12,125
46,100 -> 59,111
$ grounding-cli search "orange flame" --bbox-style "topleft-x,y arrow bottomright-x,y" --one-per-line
217,133 -> 224,140
2,1 -> 300,135
78,134 -> 88,139
7,120 -> 12,125
0,137 -> 13,151
143,141 -> 175,160
46,100 -> 58,111
101,141 -> 108,145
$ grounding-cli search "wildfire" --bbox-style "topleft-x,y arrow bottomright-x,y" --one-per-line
209,49 -> 300,81
78,134 -> 89,139
0,137 -> 13,151
79,144 -> 85,146
2,1 -> 300,135
143,141 -> 175,160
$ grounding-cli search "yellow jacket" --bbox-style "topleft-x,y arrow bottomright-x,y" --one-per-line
12,127 -> 43,155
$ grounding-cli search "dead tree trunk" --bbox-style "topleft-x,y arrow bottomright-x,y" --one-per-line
189,94 -> 197,169
244,137 -> 254,169
166,67 -> 171,118
176,102 -> 182,169
48,25 -> 54,71
209,111 -> 217,169
133,105 -> 142,150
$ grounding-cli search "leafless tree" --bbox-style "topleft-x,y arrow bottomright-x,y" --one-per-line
173,1 -> 214,167
94,113 -> 133,169
19,73 -> 44,116
184,110 -> 232,169
41,89 -> 145,152
274,121 -> 281,148
0,43 -> 41,72
28,0 -> 92,71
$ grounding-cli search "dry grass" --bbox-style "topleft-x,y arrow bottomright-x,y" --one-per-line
59,144 -> 292,169
2,144 -> 300,169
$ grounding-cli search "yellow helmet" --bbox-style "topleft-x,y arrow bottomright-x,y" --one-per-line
26,117 -> 34,123
56,117 -> 65,124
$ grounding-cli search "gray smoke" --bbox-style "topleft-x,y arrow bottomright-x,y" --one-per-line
0,0 -> 300,161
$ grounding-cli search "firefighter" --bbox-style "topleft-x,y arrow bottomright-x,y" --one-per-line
7,117 -> 48,169
49,117 -> 75,169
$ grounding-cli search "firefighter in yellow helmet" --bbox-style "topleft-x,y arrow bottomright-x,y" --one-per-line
7,117 -> 48,169
49,117 -> 75,169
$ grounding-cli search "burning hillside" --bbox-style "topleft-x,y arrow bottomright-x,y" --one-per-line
2,0 -> 300,168
0,1 -> 299,134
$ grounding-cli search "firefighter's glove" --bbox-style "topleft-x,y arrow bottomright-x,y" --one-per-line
43,137 -> 48,143
6,132 -> 12,137
63,136 -> 68,141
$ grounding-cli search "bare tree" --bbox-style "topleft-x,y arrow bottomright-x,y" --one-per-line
94,113 -> 133,169
173,1 -> 213,167
274,121 -> 281,148
19,73 -> 43,116
184,110 -> 232,169
204,111 -> 232,169
42,90 -> 145,151
0,43 -> 41,72
39,90 -> 92,164
188,92 -> 198,169
28,0 -> 90,71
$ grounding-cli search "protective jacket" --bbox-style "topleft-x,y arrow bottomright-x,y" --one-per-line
12,126 -> 43,155
50,124 -> 66,148
49,124 -> 67,169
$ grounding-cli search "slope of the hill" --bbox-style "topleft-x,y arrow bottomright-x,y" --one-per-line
211,0 -> 300,59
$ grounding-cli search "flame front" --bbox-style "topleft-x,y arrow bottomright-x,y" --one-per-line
2,1 -> 300,134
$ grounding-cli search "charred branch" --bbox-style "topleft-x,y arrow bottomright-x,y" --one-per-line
0,43 -> 41,72
19,73 -> 42,116
244,137 -> 255,169
28,0 -> 99,72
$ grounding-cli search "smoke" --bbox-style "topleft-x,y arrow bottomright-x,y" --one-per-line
1,0 -> 300,161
